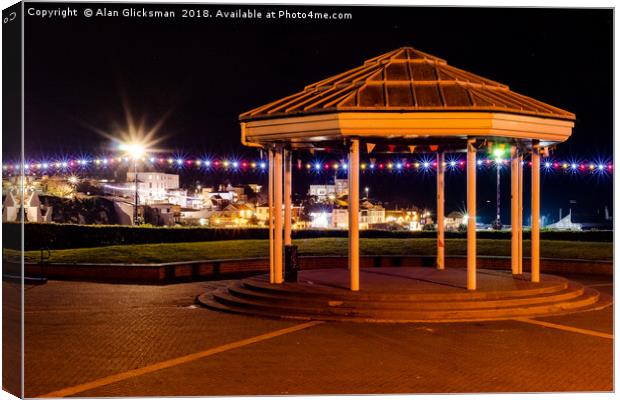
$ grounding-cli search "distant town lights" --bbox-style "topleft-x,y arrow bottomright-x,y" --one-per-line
3,153 -> 612,177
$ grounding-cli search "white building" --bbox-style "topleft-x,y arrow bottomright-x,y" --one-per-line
444,211 -> 467,231
104,172 -> 183,206
309,178 -> 348,202
331,209 -> 385,229
126,172 -> 179,201
319,201 -> 385,230
166,189 -> 188,208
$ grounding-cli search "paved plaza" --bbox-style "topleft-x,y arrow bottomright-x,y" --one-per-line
16,272 -> 613,397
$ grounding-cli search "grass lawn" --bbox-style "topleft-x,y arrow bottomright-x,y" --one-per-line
9,238 -> 612,264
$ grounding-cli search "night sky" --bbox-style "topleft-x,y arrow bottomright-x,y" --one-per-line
20,4 -> 613,224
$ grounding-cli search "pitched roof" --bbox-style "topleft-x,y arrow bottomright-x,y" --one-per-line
240,47 -> 575,121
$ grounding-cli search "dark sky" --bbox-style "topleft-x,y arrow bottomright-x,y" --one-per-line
21,4 -> 613,223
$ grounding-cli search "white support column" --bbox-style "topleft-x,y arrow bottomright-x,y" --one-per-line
518,154 -> 524,274
268,149 -> 275,284
467,139 -> 477,290
531,141 -> 541,283
284,149 -> 292,246
436,151 -> 445,270
349,139 -> 360,291
511,147 -> 519,275
274,147 -> 284,284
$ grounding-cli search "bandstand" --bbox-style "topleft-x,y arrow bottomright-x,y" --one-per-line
201,47 -> 610,322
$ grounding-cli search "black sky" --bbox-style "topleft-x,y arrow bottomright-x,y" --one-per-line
20,4 -> 613,223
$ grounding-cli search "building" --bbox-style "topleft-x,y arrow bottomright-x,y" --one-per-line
255,204 -> 270,225
207,203 -> 256,227
2,188 -> 53,223
103,172 -> 181,206
308,178 -> 348,202
383,208 -> 428,230
143,203 -> 180,226
127,172 -> 179,204
445,211 -> 467,231
177,207 -> 211,225
166,189 -> 188,208
256,204 -> 304,227
202,184 -> 248,208
330,201 -> 385,229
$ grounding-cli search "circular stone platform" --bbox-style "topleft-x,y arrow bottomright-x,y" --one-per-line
198,268 -> 611,323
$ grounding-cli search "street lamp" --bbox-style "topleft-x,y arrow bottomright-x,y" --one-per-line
492,146 -> 505,230
119,142 -> 145,225
364,187 -> 369,199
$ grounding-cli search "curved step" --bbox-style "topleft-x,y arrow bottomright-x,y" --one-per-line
204,286 -> 604,322
198,268 -> 611,323
241,274 -> 569,302
227,281 -> 586,311
198,289 -> 611,323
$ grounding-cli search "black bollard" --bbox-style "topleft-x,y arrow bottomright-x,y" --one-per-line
284,245 -> 299,282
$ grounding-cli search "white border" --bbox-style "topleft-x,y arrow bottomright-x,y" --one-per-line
0,2 -> 615,400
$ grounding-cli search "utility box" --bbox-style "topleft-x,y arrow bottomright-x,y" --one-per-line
284,245 -> 299,282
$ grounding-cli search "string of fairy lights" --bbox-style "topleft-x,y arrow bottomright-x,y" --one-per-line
2,153 -> 613,175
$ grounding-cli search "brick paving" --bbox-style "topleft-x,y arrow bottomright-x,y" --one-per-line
2,281 -> 23,397
19,273 -> 613,397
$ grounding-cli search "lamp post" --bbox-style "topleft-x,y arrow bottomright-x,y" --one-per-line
119,142 -> 145,225
133,158 -> 139,224
364,187 -> 369,199
493,147 -> 504,230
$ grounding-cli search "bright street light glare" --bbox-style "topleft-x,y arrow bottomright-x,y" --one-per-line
119,142 -> 146,160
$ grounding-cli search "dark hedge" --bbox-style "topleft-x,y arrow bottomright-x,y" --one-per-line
2,222 -> 613,251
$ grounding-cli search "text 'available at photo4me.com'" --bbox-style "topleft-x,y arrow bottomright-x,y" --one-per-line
26,4 -> 354,21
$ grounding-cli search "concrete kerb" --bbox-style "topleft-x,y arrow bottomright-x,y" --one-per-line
3,255 -> 612,284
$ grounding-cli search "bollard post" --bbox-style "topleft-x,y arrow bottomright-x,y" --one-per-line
284,245 -> 299,282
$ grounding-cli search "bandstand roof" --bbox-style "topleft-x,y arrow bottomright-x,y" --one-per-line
240,47 -> 575,150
